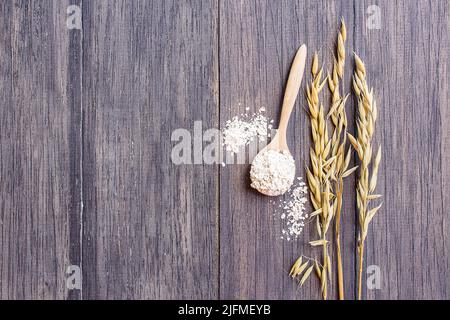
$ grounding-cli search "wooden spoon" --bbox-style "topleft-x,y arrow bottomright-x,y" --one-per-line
251,44 -> 307,196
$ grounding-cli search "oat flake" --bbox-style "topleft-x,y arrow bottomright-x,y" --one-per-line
250,149 -> 295,196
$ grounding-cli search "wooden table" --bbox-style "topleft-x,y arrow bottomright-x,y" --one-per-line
0,0 -> 448,300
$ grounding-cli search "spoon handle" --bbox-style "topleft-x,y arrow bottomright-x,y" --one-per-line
278,44 -> 307,135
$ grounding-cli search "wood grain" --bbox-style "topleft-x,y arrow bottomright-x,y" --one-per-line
0,0 -> 448,300
354,0 -> 450,299
0,0 -> 81,299
81,0 -> 219,299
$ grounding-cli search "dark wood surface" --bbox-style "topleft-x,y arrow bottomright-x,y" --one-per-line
0,0 -> 448,299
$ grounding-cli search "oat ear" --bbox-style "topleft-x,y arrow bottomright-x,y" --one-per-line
352,53 -> 382,300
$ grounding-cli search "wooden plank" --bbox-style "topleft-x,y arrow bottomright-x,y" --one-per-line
354,0 -> 450,299
441,0 -> 450,299
218,0 -> 284,299
66,0 -> 83,301
81,0 -> 219,299
219,0 -> 356,299
0,0 -> 82,299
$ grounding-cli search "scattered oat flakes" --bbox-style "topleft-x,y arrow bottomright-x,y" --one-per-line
275,178 -> 309,241
222,108 -> 270,154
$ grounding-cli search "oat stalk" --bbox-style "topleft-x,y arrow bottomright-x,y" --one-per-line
304,52 -> 335,300
327,18 -> 356,300
350,53 -> 383,300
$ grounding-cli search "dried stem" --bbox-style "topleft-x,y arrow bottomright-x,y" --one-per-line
335,180 -> 344,299
358,242 -> 364,299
